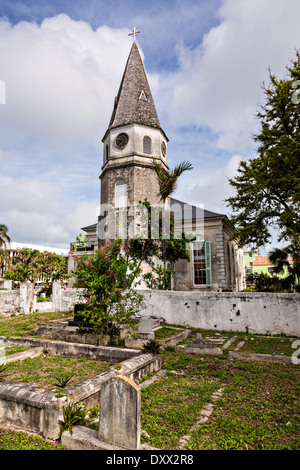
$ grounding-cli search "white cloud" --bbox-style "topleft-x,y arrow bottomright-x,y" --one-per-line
0,15 -> 132,146
174,154 -> 242,212
1,3 -> 299,247
0,175 -> 97,247
165,0 -> 300,153
0,15 -> 135,246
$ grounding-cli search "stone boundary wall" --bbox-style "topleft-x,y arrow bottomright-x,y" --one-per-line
0,289 -> 21,314
138,290 -> 300,337
1,283 -> 299,336
0,281 -> 84,315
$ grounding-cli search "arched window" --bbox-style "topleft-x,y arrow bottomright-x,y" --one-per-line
143,136 -> 152,154
115,179 -> 127,208
105,144 -> 109,162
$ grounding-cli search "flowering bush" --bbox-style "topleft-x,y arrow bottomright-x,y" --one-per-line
71,238 -> 143,337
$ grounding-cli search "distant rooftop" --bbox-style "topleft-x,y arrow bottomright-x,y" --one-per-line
7,241 -> 69,256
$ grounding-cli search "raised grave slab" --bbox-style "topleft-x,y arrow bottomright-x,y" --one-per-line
175,333 -> 223,355
0,338 -> 161,440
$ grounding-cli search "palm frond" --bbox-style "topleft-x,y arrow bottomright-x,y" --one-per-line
152,159 -> 193,202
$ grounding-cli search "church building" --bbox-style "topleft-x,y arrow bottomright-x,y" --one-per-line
78,34 -> 245,292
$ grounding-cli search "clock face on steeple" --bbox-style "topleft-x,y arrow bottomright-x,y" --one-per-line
115,133 -> 129,149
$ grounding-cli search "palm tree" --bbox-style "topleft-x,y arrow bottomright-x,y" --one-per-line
152,159 -> 193,285
269,244 -> 300,292
0,224 -> 11,248
152,159 -> 193,205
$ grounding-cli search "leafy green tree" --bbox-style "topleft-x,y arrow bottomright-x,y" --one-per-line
4,248 -> 69,312
4,248 -> 68,286
226,52 -> 300,249
0,224 -> 11,248
71,238 -> 143,337
245,272 -> 280,293
126,198 -> 191,289
4,248 -> 44,285
0,249 -> 10,278
40,251 -> 69,286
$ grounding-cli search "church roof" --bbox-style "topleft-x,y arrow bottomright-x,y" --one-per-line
81,201 -> 225,234
108,41 -> 161,131
170,198 -> 226,220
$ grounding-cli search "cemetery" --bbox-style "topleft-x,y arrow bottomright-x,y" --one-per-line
0,315 -> 164,446
0,257 -> 299,450
0,301 -> 299,450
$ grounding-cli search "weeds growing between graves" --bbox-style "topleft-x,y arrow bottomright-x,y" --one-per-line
0,428 -> 67,450
3,355 -> 115,391
58,402 -> 88,439
140,350 -> 300,450
0,313 -> 299,450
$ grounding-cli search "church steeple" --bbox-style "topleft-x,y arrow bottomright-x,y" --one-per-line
108,41 -> 161,130
99,36 -> 169,228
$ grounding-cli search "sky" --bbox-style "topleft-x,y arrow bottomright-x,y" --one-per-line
0,0 -> 299,252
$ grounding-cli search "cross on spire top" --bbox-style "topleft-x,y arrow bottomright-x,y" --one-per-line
128,26 -> 141,42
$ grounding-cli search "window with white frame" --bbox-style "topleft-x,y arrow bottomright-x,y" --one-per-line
192,235 -> 212,286
115,179 -> 127,208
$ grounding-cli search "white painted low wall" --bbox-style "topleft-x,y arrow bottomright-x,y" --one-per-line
138,290 -> 300,337
1,282 -> 299,337
0,282 -> 84,315
0,289 -> 20,314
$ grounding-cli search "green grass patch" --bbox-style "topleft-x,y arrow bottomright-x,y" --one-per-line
0,428 -> 66,450
240,336 -> 295,356
141,372 -> 219,449
3,355 -> 115,391
0,311 -> 69,338
1,345 -> 28,356
140,350 -> 300,450
155,327 -> 182,340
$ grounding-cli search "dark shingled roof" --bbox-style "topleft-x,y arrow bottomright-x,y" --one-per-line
170,198 -> 226,220
81,200 -> 225,233
108,41 -> 161,130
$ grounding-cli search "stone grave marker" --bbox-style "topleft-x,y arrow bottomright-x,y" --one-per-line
99,374 -> 141,450
139,318 -> 154,339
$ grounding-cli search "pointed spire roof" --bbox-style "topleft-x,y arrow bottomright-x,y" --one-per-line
108,42 -> 161,130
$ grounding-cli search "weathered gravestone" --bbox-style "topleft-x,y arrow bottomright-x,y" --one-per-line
139,318 -> 154,339
99,374 -> 141,450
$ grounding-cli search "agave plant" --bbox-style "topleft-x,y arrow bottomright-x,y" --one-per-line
58,402 -> 87,439
142,339 -> 161,355
0,364 -> 9,379
53,373 -> 74,388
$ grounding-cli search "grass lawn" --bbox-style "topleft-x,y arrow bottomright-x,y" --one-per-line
2,355 -> 115,391
0,311 -> 68,338
0,311 -> 299,450
0,428 -> 67,450
140,350 -> 300,450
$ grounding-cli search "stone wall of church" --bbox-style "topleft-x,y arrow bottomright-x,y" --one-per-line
173,217 -> 244,292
